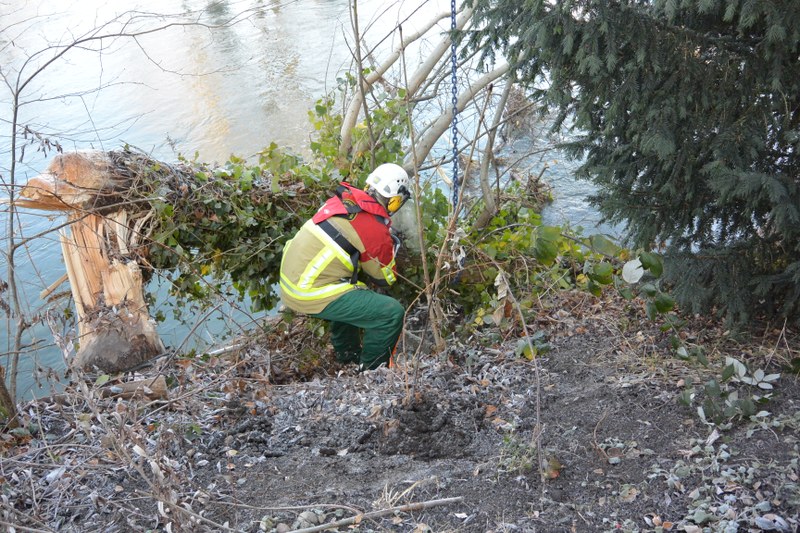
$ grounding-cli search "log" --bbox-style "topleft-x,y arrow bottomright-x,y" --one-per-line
100,375 -> 168,400
61,213 -> 164,372
50,375 -> 169,404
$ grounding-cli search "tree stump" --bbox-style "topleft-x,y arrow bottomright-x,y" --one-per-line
17,151 -> 164,373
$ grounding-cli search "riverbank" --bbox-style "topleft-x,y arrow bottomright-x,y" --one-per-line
1,290 -> 798,532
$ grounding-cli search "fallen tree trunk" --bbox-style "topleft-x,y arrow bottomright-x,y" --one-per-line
17,151 -> 165,373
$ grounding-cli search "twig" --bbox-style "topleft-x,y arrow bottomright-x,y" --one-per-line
0,519 -> 54,533
399,24 -> 445,358
204,499 -> 361,515
767,318 -> 787,366
39,272 -> 69,300
287,497 -> 463,533
592,409 -> 610,460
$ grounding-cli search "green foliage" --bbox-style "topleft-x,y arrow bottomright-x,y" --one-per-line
678,356 -> 780,428
515,331 -> 551,360
320,73 -> 409,180
499,430 -> 538,474
132,63 -> 410,320
452,189 -> 587,325
446,181 -> 687,338
466,0 -> 800,325
147,147 -> 335,312
145,86 -> 413,315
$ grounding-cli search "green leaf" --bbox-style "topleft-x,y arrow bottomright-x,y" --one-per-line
10,427 -> 31,438
618,286 -> 635,300
704,379 -> 722,398
639,282 -> 658,297
534,238 -> 558,265
654,292 -> 675,313
95,374 -> 111,387
592,262 -> 614,284
692,509 -> 715,525
725,357 -> 748,379
515,339 -> 534,360
669,335 -> 681,350
694,349 -> 708,366
721,364 -> 735,382
587,234 -> 621,256
738,398 -> 756,417
539,225 -> 562,241
639,252 -> 663,277
645,301 -> 658,321
678,389 -> 693,406
587,279 -> 602,297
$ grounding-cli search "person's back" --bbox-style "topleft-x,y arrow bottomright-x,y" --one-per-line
278,164 -> 410,369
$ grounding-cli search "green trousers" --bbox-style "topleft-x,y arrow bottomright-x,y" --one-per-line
311,289 -> 404,370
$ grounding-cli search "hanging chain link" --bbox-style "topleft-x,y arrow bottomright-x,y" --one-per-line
450,0 -> 460,209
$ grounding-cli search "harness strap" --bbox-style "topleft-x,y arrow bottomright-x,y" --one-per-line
335,184 -> 363,215
317,218 -> 360,284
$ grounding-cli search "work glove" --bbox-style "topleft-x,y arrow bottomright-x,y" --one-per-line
390,229 -> 402,255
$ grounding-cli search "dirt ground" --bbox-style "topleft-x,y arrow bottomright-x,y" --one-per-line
1,292 -> 799,532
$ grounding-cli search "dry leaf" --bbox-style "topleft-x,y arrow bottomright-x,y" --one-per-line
620,485 -> 639,503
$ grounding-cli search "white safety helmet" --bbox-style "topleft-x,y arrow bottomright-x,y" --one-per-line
365,163 -> 411,214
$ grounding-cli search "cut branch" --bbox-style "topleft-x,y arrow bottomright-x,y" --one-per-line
288,497 -> 463,533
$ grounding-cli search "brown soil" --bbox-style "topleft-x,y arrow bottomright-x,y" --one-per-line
1,292 -> 798,533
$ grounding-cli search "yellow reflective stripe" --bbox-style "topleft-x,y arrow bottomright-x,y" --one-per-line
306,221 -> 355,267
279,220 -> 368,302
280,273 -> 357,301
298,247 -> 337,289
381,257 -> 397,285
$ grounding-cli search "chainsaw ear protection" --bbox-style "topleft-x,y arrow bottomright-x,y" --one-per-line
386,185 -> 410,214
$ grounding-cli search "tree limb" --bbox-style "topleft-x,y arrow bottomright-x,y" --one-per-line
408,62 -> 510,168
339,7 -> 472,156
288,497 -> 463,533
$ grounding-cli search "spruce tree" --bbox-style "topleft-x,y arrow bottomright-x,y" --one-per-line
465,0 -> 800,324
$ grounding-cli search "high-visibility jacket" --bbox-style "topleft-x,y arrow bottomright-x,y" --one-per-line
279,183 -> 398,314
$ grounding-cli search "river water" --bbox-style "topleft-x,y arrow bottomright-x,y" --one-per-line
1,0 -> 619,399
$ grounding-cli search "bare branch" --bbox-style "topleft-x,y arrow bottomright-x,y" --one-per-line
339,7 -> 471,156
408,62 -> 511,168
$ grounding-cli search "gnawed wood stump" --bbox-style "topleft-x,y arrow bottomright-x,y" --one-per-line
17,151 -> 166,373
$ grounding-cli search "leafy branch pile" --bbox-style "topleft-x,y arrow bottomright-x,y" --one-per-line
143,146 -> 335,313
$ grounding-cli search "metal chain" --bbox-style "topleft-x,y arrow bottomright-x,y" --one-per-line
450,0 -> 459,209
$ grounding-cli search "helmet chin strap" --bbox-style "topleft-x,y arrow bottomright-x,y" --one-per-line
366,187 -> 390,211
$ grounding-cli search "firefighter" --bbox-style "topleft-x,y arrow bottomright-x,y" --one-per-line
279,163 -> 411,370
